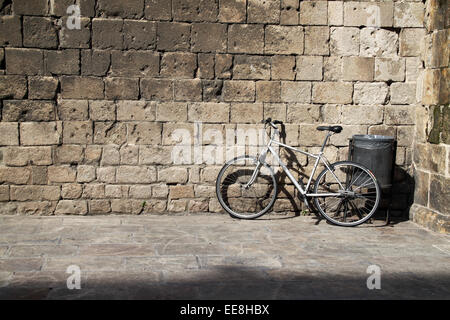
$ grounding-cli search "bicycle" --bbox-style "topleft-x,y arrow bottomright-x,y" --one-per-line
216,118 -> 381,227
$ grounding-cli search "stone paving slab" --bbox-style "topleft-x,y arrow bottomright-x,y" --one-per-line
0,215 -> 449,300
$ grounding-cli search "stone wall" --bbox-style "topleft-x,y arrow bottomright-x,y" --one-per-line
410,0 -> 449,233
0,0 -> 426,216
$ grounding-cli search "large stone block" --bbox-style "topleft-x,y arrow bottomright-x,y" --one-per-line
10,186 -> 60,201
116,166 -> 156,184
2,101 -> 56,122
223,81 -> 255,102
375,58 -> 406,82
342,57 -> 375,81
197,53 -> 215,79
145,0 -> 172,20
157,22 -> 191,51
160,52 -> 197,79
0,76 -> 27,99
120,145 -> 139,165
111,51 -> 159,77
54,145 -> 84,164
158,167 -> 188,184
105,78 -> 139,100
169,185 -> 195,199
92,19 -> 124,49
59,18 -> 91,49
330,27 -> 360,56
0,166 -> 30,184
390,83 -> 417,105
399,28 -> 425,57
117,101 -> 156,121
218,0 -> 246,23
20,122 -> 62,146
228,24 -> 264,54
23,17 -> 58,49
360,28 -> 399,58
230,103 -> 263,123
127,122 -> 162,145
188,103 -> 229,123
296,56 -> 323,81
215,54 -> 233,79
248,0 -> 280,24
0,16 -> 22,47
192,23 -> 227,53
172,0 -> 218,22
265,26 -> 304,55
3,146 -> 52,167
344,1 -> 394,27
62,121 -> 93,144
89,101 -> 116,121
55,200 -> 88,215
13,0 -> 48,15
233,55 -> 271,80
287,104 -> 321,124
28,77 -> 59,100
384,106 -> 415,125
429,174 -> 449,214
123,20 -> 156,50
304,26 -> 329,56
48,166 -> 77,183
281,82 -> 312,103
271,56 -> 296,80
45,50 -> 80,75
141,79 -> 174,101
354,83 -> 389,105
156,102 -> 188,122
139,146 -> 173,165
394,2 -> 425,28
58,100 -> 89,121
281,0 -> 299,25
61,76 -> 105,99
174,79 -> 202,102
328,1 -> 343,26
312,82 -> 353,104
97,0 -> 144,18
256,81 -> 281,103
94,122 -> 127,145
0,123 -> 19,146
341,105 -> 384,125
300,1 -> 328,25
81,50 -> 111,76
6,48 -> 44,76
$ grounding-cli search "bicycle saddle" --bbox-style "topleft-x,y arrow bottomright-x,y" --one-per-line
316,126 -> 343,133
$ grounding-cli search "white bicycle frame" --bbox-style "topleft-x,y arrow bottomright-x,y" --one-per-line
246,123 -> 346,198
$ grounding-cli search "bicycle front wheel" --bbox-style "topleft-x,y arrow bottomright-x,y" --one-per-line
216,156 -> 277,219
313,161 -> 380,227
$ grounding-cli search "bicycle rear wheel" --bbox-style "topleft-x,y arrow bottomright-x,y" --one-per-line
216,156 -> 277,219
313,161 -> 380,227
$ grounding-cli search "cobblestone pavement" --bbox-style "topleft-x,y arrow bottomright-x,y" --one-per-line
0,215 -> 449,300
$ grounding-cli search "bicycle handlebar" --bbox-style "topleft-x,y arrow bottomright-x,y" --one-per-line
262,118 -> 283,128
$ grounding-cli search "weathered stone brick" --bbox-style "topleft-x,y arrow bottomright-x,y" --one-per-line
281,82 -> 311,103
223,81 -> 255,102
92,19 -> 124,50
89,200 -> 111,214
342,57 -> 375,81
0,186 -> 9,202
215,54 -> 233,79
304,26 -> 330,56
116,166 -> 156,184
202,80 -> 223,102
63,121 -> 93,144
141,79 -> 174,101
429,174 -> 449,214
23,17 -> 58,49
13,0 -> 48,15
198,53 -> 215,79
129,185 -> 152,199
89,101 -> 116,121
228,24 -> 264,54
312,82 -> 353,104
30,166 -> 48,185
0,166 -> 30,184
6,48 -> 44,76
82,184 -> 104,199
231,103 -> 263,123
2,101 -> 55,122
174,80 -> 202,102
300,1 -> 328,25
84,145 -> 102,164
11,186 -> 60,202
97,0 -> 144,18
265,26 -> 304,55
248,0 -> 280,24
123,20 -> 156,50
328,1 -> 343,26
55,200 -> 88,215
28,77 -> 58,100
385,106 -> 415,125
59,17 -> 91,49
3,147 -> 52,166
101,145 -> 120,166
172,0 -> 218,22
354,83 -> 389,105
341,105 -> 384,125
360,28 -> 399,58
77,165 -> 96,183
397,126 -> 414,147
256,81 -> 281,103
287,104 -> 321,124
139,146 -> 173,165
117,101 -> 155,121
145,0 -> 172,20
188,103 -> 229,123
0,76 -> 27,99
120,145 -> 139,165
54,145 -> 84,164
0,16 -> 22,47
48,166 -> 77,183
61,76 -> 105,99
127,122 -> 162,145
45,50 -> 80,75
81,50 -> 111,76
94,122 -> 127,145
271,56 -> 296,80
330,27 -> 360,56
20,122 -> 62,146
169,185 -> 195,199
158,167 -> 188,184
97,167 -> 116,184
344,1 -> 394,27
156,102 -> 188,122
264,103 -> 287,122
58,100 -> 89,121
281,0 -> 299,25
390,83 -> 417,105
153,184 -> 169,198
394,2 -> 425,28
105,78 -> 139,100
157,22 -> 191,51
192,23 -> 227,53
323,56 -> 343,81
422,30 -> 448,69
296,56 -> 323,81
219,0 -> 246,23
233,55 -> 271,80
111,51 -> 159,77
375,58 -> 406,82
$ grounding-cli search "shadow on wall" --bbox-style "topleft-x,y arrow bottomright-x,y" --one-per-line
1,265 -> 449,300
